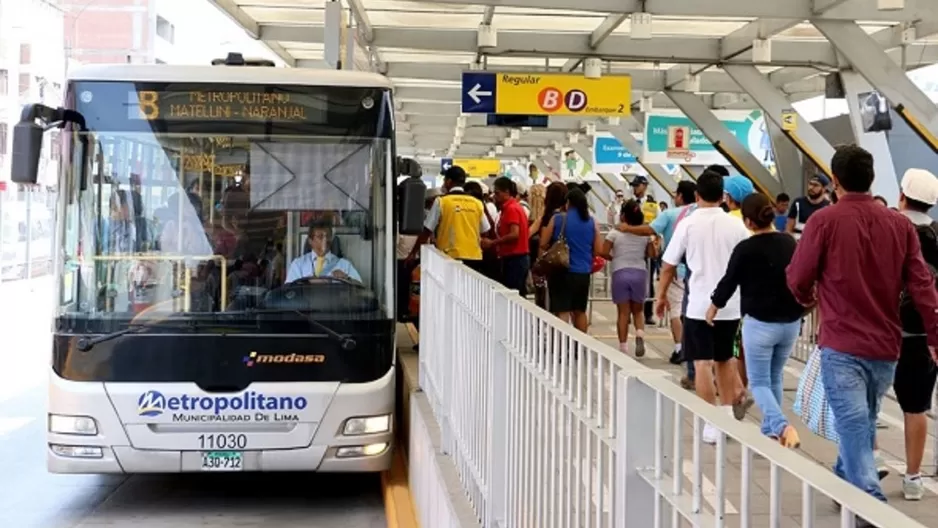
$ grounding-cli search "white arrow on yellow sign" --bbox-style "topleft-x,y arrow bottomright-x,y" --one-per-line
781,110 -> 798,132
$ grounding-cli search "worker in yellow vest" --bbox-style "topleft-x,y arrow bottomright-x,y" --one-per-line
406,166 -> 492,274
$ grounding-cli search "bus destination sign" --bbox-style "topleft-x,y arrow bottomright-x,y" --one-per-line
131,90 -> 314,122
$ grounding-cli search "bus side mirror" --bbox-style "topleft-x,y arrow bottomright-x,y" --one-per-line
399,176 -> 427,235
397,157 -> 421,178
11,120 -> 44,185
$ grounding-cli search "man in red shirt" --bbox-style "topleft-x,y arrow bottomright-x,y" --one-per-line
787,145 -> 938,506
484,177 -> 530,294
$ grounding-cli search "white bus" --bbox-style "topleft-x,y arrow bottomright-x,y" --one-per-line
13,54 -> 425,473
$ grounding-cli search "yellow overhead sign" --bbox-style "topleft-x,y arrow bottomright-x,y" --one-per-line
450,158 -> 502,177
781,110 -> 798,131
495,73 -> 631,117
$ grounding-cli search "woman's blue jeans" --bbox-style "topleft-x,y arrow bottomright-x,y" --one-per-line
740,317 -> 801,437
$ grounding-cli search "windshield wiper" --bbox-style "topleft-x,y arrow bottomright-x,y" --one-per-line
76,324 -> 153,352
301,312 -> 357,351
76,318 -> 203,352
248,309 -> 357,351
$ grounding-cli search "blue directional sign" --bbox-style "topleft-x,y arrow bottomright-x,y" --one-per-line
594,135 -> 640,165
461,72 -> 497,114
441,158 -> 454,173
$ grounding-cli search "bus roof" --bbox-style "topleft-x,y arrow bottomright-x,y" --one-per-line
67,64 -> 393,89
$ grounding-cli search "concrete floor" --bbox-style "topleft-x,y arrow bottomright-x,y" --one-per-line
0,278 -> 386,528
586,300 -> 938,526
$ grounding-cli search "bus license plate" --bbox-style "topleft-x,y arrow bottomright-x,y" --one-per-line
200,451 -> 243,471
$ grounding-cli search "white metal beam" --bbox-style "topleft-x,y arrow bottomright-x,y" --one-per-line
263,25 -> 938,68
665,91 -> 782,197
562,14 -> 629,72
345,0 -> 385,72
206,0 -> 295,66
481,6 -> 496,25
721,19 -> 802,59
723,64 -> 836,174
398,0 -> 938,22
385,65 -> 825,97
766,20 -> 938,91
813,0 -> 856,13
814,19 -> 938,127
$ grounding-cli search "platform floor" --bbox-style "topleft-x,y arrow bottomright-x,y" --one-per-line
586,300 -> 938,527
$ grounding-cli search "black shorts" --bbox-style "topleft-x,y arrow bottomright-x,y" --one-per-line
894,336 -> 938,414
684,318 -> 739,363
547,271 -> 591,313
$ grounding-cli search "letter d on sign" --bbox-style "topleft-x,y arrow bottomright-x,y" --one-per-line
565,90 -> 588,112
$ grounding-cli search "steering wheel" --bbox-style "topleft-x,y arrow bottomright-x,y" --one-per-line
288,275 -> 360,287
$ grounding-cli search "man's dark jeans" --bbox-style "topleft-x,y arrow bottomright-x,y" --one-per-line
500,254 -> 530,296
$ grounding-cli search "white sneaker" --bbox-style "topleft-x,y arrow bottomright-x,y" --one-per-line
903,475 -> 925,501
703,423 -> 719,445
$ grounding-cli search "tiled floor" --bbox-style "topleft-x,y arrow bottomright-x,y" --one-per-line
586,300 -> 938,527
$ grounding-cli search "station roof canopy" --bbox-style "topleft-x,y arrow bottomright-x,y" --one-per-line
211,0 -> 938,165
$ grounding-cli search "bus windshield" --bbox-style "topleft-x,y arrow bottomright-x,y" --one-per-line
56,81 -> 393,330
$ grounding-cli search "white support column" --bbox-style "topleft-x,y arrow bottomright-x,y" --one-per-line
723,64 -> 836,181
664,91 -> 782,197
813,19 -> 938,148
343,18 -> 356,71
485,290 -> 513,528
323,0 -> 343,69
615,373 -> 674,528
840,72 -> 901,202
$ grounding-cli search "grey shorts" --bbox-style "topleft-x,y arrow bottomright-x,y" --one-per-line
666,281 -> 685,318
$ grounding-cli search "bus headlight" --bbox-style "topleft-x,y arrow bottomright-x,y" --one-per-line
342,414 -> 391,436
336,443 -> 388,458
50,444 -> 104,458
49,414 -> 98,436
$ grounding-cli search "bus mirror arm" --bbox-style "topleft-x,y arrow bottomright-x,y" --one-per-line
12,104 -> 87,186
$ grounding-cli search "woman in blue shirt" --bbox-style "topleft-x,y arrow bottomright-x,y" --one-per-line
539,188 -> 602,332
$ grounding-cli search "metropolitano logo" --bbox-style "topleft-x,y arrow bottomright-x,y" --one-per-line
137,390 -> 167,417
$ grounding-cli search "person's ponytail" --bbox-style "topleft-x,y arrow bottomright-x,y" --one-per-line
740,193 -> 775,229
566,188 -> 590,221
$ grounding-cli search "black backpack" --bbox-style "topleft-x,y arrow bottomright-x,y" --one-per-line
899,221 -> 938,334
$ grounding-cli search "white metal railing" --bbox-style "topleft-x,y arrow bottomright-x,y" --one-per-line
792,309 -> 819,363
416,245 -> 928,528
409,390 -> 482,528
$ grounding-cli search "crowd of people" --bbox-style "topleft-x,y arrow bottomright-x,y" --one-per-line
406,147 -> 938,522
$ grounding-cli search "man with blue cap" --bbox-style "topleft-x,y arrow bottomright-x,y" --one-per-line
723,175 -> 756,224
720,175 -> 758,388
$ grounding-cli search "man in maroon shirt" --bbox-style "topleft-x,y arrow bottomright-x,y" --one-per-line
484,177 -> 530,294
787,145 -> 938,505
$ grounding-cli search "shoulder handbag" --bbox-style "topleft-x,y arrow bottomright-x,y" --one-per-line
532,213 -> 570,275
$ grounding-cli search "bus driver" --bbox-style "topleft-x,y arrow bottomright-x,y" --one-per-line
285,221 -> 362,283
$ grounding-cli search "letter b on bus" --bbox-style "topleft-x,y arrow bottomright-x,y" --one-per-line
137,91 -> 160,120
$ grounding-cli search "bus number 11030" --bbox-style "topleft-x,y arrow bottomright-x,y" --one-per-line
198,433 -> 247,450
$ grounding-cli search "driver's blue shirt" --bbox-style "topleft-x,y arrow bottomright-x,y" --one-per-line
285,251 -> 362,283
